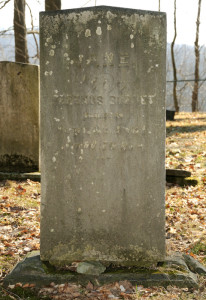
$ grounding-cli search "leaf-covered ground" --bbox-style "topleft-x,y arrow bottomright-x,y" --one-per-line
166,113 -> 206,264
0,112 -> 206,299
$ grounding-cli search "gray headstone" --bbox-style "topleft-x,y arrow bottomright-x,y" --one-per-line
40,6 -> 166,267
0,62 -> 39,172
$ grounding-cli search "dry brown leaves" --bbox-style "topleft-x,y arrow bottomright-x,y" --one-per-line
38,280 -> 135,299
166,113 -> 206,263
0,179 -> 40,277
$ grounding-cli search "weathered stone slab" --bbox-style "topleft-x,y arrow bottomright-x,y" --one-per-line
0,62 -> 39,172
183,254 -> 206,275
0,172 -> 40,182
163,252 -> 190,272
166,110 -> 175,121
166,169 -> 191,178
40,6 -> 166,266
3,252 -> 198,289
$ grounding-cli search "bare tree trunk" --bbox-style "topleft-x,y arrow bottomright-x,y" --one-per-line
171,0 -> 179,112
158,0 -> 160,11
192,0 -> 202,112
45,0 -> 61,11
14,0 -> 29,63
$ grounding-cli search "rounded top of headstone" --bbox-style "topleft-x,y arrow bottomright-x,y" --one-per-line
40,5 -> 166,17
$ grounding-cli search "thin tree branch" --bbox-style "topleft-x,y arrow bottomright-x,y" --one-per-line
0,0 -> 11,9
27,30 -> 39,34
81,0 -> 92,7
26,1 -> 39,58
0,26 -> 13,35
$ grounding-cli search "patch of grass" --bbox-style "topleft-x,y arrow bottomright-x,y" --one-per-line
0,257 -> 18,278
191,242 -> 206,256
195,156 -> 205,163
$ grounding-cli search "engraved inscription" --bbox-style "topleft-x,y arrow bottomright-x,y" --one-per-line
59,126 -> 140,136
64,141 -> 142,152
53,94 -> 156,106
84,112 -> 123,119
53,95 -> 103,105
119,54 -> 129,67
46,29 -> 157,155
60,51 -> 132,69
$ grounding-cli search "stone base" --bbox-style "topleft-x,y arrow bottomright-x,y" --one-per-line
166,176 -> 198,186
4,251 -> 202,289
166,110 -> 175,121
0,172 -> 40,182
166,169 -> 198,186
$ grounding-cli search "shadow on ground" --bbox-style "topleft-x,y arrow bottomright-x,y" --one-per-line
166,125 -> 206,136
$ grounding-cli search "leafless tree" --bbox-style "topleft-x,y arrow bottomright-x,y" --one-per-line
45,0 -> 61,11
192,0 -> 202,112
171,0 -> 179,112
14,0 -> 29,63
158,0 -> 160,11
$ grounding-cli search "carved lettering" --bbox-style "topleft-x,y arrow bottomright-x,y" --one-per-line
84,112 -> 123,119
119,54 -> 129,67
67,141 -> 136,151
60,126 -> 140,136
53,94 -> 156,106
53,95 -> 103,105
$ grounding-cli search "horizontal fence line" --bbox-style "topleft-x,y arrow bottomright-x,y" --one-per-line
167,79 -> 206,83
